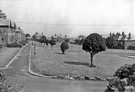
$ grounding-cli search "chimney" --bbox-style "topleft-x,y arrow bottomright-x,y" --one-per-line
110,33 -> 112,36
0,13 -> 6,19
128,32 -> 131,40
122,31 -> 125,35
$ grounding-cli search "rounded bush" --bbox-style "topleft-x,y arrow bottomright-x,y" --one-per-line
60,42 -> 69,54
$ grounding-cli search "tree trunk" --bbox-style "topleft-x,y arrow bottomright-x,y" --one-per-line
62,49 -> 65,54
90,53 -> 95,67
90,53 -> 93,66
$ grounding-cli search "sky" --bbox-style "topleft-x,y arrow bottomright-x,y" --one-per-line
0,0 -> 135,38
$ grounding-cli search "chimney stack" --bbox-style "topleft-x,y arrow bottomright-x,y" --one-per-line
128,32 -> 131,40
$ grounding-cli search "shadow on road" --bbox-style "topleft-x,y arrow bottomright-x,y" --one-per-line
64,61 -> 90,67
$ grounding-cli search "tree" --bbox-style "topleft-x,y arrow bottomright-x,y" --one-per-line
49,38 -> 56,50
32,35 -> 36,41
65,38 -> 70,43
45,39 -> 49,47
106,36 -> 117,48
60,41 -> 69,54
25,33 -> 30,37
82,33 -> 106,67
39,35 -> 46,44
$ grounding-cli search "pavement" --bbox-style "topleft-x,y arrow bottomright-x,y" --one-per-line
1,41 -> 109,92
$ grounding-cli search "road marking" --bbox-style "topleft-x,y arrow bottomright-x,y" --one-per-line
0,44 -> 27,70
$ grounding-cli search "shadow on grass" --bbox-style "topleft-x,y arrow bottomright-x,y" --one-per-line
64,61 -> 90,67
54,53 -> 65,55
67,50 -> 82,53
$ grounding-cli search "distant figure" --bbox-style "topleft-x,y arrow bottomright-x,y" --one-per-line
33,44 -> 37,56
34,44 -> 36,51
34,50 -> 37,56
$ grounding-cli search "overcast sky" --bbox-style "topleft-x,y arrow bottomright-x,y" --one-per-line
0,0 -> 134,38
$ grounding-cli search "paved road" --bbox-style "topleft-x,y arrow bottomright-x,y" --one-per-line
2,42 -> 108,92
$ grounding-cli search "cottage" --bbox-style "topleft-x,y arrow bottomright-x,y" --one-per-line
0,18 -> 9,45
111,32 -> 135,50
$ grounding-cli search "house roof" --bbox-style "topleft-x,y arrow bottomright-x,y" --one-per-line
11,22 -> 15,28
35,33 -> 43,37
117,35 -> 127,40
4,19 -> 11,27
0,18 -> 8,26
0,18 -> 11,27
113,35 -> 119,40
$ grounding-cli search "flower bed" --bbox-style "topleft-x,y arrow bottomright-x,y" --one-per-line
0,70 -> 24,92
105,64 -> 135,92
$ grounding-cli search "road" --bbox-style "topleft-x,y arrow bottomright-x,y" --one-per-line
2,42 -> 108,92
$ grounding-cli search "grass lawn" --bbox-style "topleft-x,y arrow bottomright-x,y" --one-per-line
0,47 -> 21,68
31,42 -> 135,79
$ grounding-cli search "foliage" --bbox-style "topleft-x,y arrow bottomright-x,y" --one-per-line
114,64 -> 135,86
18,40 -> 28,45
106,64 -> 135,91
49,39 -> 56,49
7,42 -> 22,48
25,33 -> 30,37
39,35 -> 46,43
82,33 -> 106,67
106,36 -> 117,48
49,39 -> 56,46
65,39 -> 70,43
32,35 -> 36,41
82,33 -> 106,54
60,41 -> 69,54
45,39 -> 49,46
0,70 -> 24,92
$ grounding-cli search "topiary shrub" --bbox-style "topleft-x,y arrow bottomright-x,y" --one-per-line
49,39 -> 56,50
45,39 -> 49,47
7,42 -> 22,48
60,41 -> 69,54
82,33 -> 106,67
